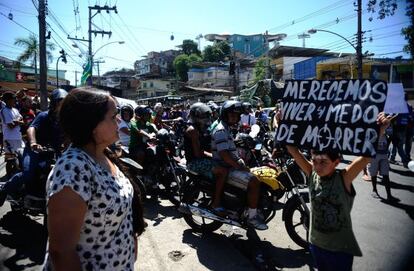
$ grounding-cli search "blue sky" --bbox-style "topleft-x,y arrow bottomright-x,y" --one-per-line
0,0 -> 410,85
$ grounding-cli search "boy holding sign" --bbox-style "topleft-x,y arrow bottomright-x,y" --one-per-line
285,112 -> 391,271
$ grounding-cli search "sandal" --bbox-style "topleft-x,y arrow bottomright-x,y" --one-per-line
210,206 -> 227,218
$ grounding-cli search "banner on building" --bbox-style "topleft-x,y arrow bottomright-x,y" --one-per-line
274,79 -> 388,157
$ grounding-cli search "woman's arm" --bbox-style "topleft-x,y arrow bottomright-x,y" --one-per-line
187,127 -> 203,158
48,187 -> 87,271
286,145 -> 313,177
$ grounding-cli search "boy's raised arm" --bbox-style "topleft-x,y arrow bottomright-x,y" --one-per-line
286,145 -> 313,177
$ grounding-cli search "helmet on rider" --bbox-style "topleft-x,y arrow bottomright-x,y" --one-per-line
242,102 -> 252,114
120,105 -> 134,122
189,102 -> 212,128
49,88 -> 68,110
220,100 -> 242,124
134,105 -> 152,121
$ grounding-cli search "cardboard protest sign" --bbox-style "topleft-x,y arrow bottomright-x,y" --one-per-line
384,83 -> 408,114
275,79 -> 388,157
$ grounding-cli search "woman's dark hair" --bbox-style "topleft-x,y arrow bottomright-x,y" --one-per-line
60,87 -> 147,236
311,149 -> 341,162
59,88 -> 109,147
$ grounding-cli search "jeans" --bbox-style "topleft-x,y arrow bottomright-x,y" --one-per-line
405,127 -> 413,160
391,130 -> 409,163
309,244 -> 354,271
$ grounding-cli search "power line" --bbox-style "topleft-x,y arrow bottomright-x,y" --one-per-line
0,11 -> 37,35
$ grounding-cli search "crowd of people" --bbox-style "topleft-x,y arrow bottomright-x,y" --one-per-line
0,86 -> 412,270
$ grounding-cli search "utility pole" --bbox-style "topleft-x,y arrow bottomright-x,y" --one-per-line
68,5 -> 116,86
38,0 -> 48,110
94,60 -> 105,86
356,0 -> 363,79
298,33 -> 310,48
75,70 -> 78,87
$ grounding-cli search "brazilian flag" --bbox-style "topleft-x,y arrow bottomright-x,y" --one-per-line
81,58 -> 92,86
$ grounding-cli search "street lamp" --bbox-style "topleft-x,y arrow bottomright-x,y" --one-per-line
308,28 -> 362,79
88,41 -> 125,86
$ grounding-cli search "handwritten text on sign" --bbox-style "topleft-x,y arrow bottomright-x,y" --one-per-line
275,80 -> 388,157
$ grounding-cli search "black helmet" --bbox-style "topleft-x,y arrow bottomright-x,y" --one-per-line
156,128 -> 171,144
220,100 -> 242,121
51,88 -> 68,102
242,102 -> 252,112
134,105 -> 152,118
120,105 -> 134,120
190,102 -> 211,121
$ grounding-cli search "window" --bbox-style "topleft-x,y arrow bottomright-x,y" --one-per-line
207,72 -> 213,77
150,82 -> 154,87
143,82 -> 147,88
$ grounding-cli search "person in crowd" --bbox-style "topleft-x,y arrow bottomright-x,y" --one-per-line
151,102 -> 164,130
207,101 -> 220,134
211,100 -> 267,230
129,105 -> 157,165
240,102 -> 256,127
19,95 -> 36,137
184,102 -> 228,215
43,88 -> 146,271
285,112 -> 391,271
118,105 -> 134,147
369,132 -> 399,202
390,105 -> 410,167
0,89 -> 68,207
0,93 -> 5,153
405,101 -> 413,161
0,92 -> 25,157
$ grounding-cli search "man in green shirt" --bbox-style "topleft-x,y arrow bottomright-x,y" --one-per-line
129,106 -> 157,165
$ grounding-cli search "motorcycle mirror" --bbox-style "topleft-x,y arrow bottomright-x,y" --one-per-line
249,124 -> 260,138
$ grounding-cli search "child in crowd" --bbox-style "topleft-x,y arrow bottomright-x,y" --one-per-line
286,112 -> 391,271
369,133 -> 399,202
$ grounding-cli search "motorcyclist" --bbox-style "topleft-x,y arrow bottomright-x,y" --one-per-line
184,102 -> 228,215
129,105 -> 157,165
240,102 -> 256,127
211,100 -> 268,230
118,105 -> 134,147
207,101 -> 220,133
0,88 -> 67,206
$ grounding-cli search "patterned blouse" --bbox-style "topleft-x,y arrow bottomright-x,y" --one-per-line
43,147 -> 135,271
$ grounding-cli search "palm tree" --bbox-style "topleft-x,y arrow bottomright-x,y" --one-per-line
14,34 -> 55,93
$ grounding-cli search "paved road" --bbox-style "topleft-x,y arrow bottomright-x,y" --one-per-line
0,154 -> 413,271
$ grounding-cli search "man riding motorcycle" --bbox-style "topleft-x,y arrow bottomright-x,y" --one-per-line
211,100 -> 268,230
0,88 -> 67,206
184,102 -> 228,215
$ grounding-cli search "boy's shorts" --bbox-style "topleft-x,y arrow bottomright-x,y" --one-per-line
4,139 -> 24,154
187,158 -> 216,180
368,153 -> 389,176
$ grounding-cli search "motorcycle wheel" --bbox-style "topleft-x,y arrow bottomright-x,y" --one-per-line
161,173 -> 183,207
182,186 -> 223,233
284,195 -> 310,249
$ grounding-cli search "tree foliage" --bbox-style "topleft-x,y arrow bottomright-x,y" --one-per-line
181,39 -> 201,56
173,53 -> 202,82
14,34 -> 55,66
202,41 -> 231,62
367,0 -> 398,21
401,0 -> 413,57
253,57 -> 271,82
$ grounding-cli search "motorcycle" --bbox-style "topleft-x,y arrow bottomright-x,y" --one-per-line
179,135 -> 310,249
0,147 -> 56,224
119,129 -> 186,206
